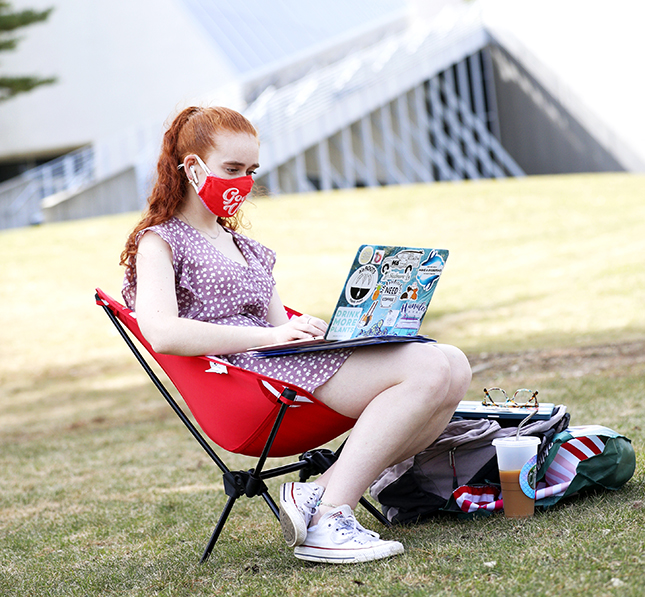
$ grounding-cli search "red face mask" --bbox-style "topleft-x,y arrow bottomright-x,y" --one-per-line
184,155 -> 254,218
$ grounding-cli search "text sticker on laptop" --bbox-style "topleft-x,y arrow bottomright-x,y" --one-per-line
326,245 -> 449,341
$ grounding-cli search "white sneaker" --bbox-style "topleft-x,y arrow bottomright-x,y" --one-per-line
279,482 -> 324,547
294,505 -> 404,564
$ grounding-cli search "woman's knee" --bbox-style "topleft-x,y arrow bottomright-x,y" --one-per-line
444,344 -> 471,378
405,344 -> 471,408
396,344 -> 454,405
371,343 -> 470,396
435,344 -> 472,401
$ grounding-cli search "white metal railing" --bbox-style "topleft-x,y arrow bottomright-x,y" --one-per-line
0,145 -> 95,229
244,2 -> 485,163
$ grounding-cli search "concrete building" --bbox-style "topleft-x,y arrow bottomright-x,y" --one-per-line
0,0 -> 642,229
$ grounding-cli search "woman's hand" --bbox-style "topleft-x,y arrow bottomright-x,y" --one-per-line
269,314 -> 327,345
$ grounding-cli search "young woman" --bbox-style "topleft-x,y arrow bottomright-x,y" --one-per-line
121,106 -> 472,564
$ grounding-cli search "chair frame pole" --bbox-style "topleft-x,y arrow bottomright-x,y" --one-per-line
97,294 -> 390,564
200,390 -> 294,562
98,298 -> 230,474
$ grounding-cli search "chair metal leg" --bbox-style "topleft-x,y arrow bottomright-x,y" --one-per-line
200,494 -> 237,564
358,496 -> 391,527
200,487 -> 280,563
261,491 -> 280,519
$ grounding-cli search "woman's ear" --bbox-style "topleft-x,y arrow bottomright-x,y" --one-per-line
181,154 -> 210,188
182,154 -> 197,172
182,155 -> 201,191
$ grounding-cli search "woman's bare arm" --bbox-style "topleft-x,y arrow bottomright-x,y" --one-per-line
134,231 -> 325,356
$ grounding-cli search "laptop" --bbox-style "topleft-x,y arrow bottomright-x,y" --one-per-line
454,401 -> 556,421
250,244 -> 448,357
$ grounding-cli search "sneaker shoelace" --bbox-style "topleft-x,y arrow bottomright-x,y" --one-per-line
332,513 -> 380,544
298,486 -> 323,518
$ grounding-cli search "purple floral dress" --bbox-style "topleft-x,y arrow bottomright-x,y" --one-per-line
122,217 -> 352,393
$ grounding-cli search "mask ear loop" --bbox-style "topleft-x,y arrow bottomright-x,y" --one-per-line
192,154 -> 212,174
178,155 -> 211,193
189,165 -> 200,192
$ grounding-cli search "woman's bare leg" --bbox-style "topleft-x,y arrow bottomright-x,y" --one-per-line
311,342 -> 471,521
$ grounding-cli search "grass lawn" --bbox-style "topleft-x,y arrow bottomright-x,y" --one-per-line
1,172 -> 644,596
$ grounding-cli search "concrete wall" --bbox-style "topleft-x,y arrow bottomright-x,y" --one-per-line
42,167 -> 140,224
0,0 -> 236,163
489,44 -> 626,175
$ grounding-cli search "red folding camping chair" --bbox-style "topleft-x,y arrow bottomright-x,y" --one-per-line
95,288 -> 389,563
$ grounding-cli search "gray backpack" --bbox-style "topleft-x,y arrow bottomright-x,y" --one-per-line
370,406 -> 570,523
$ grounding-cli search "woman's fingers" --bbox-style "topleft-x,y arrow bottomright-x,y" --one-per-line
298,314 -> 327,336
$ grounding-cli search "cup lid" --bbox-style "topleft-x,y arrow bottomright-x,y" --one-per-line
492,436 -> 541,447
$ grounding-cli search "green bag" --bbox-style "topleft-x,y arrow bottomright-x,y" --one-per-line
535,425 -> 636,508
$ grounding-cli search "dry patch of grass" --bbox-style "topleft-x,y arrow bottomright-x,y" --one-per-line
1,173 -> 644,596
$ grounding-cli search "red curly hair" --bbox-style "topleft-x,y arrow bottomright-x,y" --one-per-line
120,106 -> 259,279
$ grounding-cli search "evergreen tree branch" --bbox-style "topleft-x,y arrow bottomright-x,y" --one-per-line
0,3 -> 53,32
0,75 -> 56,101
0,2 -> 56,102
